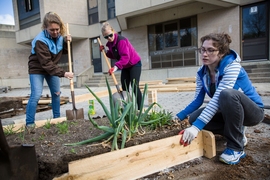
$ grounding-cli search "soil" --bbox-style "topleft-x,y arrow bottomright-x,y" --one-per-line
4,114 -> 270,180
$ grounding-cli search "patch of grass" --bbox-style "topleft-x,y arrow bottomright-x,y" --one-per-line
3,124 -> 17,136
144,110 -> 173,130
70,148 -> 76,154
44,119 -> 52,129
39,134 -> 45,141
56,121 -> 69,134
17,127 -> 25,141
70,121 -> 78,126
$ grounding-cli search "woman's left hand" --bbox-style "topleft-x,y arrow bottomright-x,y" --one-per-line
179,125 -> 200,146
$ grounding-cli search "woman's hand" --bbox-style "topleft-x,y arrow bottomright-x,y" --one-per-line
65,34 -> 72,42
64,72 -> 73,79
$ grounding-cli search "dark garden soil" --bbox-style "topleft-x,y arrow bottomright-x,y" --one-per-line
4,115 -> 270,180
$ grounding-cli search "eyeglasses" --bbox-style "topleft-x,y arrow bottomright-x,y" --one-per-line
198,48 -> 219,55
104,33 -> 113,39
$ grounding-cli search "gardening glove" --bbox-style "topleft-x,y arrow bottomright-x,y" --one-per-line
99,45 -> 105,52
179,125 -> 199,146
108,66 -> 118,75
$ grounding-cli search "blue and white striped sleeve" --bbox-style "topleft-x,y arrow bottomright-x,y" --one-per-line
193,61 -> 241,130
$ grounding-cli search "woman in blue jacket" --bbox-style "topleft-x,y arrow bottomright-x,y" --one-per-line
26,12 -> 73,133
176,33 -> 264,165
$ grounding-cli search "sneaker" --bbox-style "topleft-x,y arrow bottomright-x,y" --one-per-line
25,124 -> 36,134
242,126 -> 248,146
219,148 -> 246,165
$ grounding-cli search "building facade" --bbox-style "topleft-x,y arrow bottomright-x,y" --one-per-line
3,0 -> 269,88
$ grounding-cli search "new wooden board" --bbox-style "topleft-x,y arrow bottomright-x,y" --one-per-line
56,130 -> 215,180
2,117 -> 67,132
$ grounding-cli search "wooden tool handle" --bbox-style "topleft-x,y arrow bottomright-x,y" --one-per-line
66,23 -> 74,91
97,38 -> 120,87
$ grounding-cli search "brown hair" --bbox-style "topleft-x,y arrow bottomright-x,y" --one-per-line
101,22 -> 114,33
200,33 -> 232,56
42,12 -> 66,35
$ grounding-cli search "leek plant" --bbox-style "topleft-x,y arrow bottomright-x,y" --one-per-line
64,77 -> 172,151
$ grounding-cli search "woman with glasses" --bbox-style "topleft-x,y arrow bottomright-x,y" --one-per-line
176,33 -> 264,165
25,12 -> 73,133
100,22 -> 142,109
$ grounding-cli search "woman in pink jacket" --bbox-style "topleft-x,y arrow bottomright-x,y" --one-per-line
100,22 -> 142,109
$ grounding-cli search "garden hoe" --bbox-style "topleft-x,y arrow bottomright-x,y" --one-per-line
0,120 -> 39,180
65,23 -> 84,120
97,38 -> 128,105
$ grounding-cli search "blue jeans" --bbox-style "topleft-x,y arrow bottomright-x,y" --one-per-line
26,74 -> 61,125
188,89 -> 264,151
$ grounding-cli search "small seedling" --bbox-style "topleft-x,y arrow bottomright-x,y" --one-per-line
56,121 -> 69,134
70,121 -> 78,126
39,134 -> 45,141
17,127 -> 25,141
70,148 -> 76,154
3,124 -> 17,136
44,119 -> 52,129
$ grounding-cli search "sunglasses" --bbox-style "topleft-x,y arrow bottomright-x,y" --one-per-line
104,33 -> 113,39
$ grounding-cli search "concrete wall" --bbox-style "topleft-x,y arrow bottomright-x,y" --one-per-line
41,0 -> 88,26
198,6 -> 240,59
0,25 -> 30,88
122,26 -> 150,70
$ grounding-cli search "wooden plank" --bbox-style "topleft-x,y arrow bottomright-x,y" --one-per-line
141,83 -> 196,89
166,77 -> 196,81
72,89 -> 117,103
202,130 -> 216,158
62,130 -> 215,180
140,80 -> 163,86
22,100 -> 67,105
2,117 -> 67,133
166,77 -> 196,84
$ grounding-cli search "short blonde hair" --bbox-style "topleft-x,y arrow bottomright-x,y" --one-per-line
101,22 -> 114,33
42,12 -> 66,35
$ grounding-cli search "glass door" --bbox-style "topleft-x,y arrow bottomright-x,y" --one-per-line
91,38 -> 102,73
242,1 -> 269,61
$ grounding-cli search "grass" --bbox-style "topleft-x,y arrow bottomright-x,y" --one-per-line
3,124 -> 17,135
44,119 -> 52,129
56,121 -> 69,134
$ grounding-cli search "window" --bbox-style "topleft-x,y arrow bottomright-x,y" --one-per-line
17,0 -> 40,29
88,0 -> 98,25
148,16 -> 198,69
107,0 -> 115,19
164,22 -> 178,47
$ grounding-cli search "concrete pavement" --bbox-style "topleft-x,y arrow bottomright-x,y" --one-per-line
0,83 -> 269,126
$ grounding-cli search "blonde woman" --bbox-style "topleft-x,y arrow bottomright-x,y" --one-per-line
100,22 -> 142,109
26,12 -> 73,133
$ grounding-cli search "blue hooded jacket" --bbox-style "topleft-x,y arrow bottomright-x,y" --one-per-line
177,50 -> 264,130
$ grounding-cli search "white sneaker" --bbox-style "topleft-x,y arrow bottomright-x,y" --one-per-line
219,148 -> 246,165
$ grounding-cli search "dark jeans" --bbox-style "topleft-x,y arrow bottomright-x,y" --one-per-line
121,65 -> 142,109
189,89 -> 264,151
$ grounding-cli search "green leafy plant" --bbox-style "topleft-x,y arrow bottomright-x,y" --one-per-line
64,77 -> 172,151
56,121 -> 69,134
17,127 -> 25,141
3,124 -> 17,136
39,134 -> 45,141
143,110 -> 173,130
70,148 -> 76,154
44,119 -> 52,129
